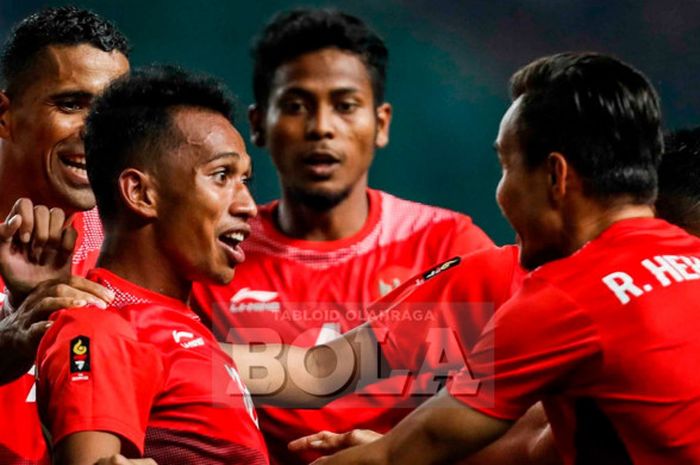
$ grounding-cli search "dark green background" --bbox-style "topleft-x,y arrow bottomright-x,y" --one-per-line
2,1 -> 699,244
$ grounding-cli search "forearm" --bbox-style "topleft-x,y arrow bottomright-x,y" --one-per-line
318,391 -> 512,465
54,431 -> 122,465
231,340 -> 359,407
0,314 -> 33,385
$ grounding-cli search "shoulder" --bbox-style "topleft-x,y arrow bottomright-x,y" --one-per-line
42,306 -> 137,350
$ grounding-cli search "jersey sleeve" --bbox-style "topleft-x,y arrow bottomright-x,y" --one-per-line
444,214 -> 495,256
36,307 -> 163,455
370,247 -> 522,373
450,277 -> 603,420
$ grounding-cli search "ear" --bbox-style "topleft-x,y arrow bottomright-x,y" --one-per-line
118,168 -> 158,220
0,91 -> 12,140
248,104 -> 265,147
547,152 -> 569,204
374,102 -> 392,148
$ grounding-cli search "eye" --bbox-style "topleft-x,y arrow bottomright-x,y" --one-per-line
280,99 -> 306,115
336,100 -> 359,113
56,99 -> 87,113
212,167 -> 232,184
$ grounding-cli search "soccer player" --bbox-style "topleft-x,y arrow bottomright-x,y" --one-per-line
656,126 -> 700,237
292,52 -> 700,464
0,7 -> 128,464
36,65 -> 267,465
191,9 -> 493,464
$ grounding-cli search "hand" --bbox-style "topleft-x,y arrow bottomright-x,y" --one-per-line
289,429 -> 382,455
0,276 -> 113,385
0,198 -> 77,305
95,454 -> 157,465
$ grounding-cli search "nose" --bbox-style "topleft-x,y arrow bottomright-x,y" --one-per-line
306,104 -> 334,140
230,182 -> 258,220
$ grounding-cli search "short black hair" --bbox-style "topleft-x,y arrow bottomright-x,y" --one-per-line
85,65 -> 236,224
510,52 -> 663,204
1,6 -> 130,96
252,8 -> 388,107
656,127 -> 700,234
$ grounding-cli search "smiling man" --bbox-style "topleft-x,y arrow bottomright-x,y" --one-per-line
0,7 -> 129,464
191,10 -> 493,464
36,65 -> 266,465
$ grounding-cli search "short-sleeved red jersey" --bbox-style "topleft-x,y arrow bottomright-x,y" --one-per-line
36,268 -> 268,465
192,189 -> 494,464
0,208 -> 103,465
371,245 -> 524,378
453,218 -> 700,464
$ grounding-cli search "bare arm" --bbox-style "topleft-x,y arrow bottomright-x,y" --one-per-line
229,322 -> 382,407
310,389 -> 511,465
53,431 -> 156,465
289,402 -> 561,465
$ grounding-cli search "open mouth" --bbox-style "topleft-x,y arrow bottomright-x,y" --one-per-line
58,154 -> 89,184
302,152 -> 341,178
219,231 -> 245,248
218,230 -> 247,264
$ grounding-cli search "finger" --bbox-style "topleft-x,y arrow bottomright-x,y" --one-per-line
53,225 -> 78,270
0,214 -> 22,242
289,431 -> 337,452
67,276 -> 115,303
12,198 -> 34,244
30,205 -> 50,262
25,296 -> 87,324
58,278 -> 115,306
60,224 -> 78,255
131,459 -> 158,465
343,429 -> 382,447
46,208 -> 66,249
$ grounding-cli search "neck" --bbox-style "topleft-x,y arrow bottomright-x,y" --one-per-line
277,182 -> 370,241
97,225 -> 191,303
564,200 -> 655,255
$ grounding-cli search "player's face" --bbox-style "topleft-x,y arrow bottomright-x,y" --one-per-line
155,108 -> 257,285
495,98 -> 562,270
0,44 -> 129,213
254,47 -> 391,208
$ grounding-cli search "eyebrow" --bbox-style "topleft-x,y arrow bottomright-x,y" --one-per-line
48,90 -> 94,101
281,86 -> 361,98
205,152 -> 242,164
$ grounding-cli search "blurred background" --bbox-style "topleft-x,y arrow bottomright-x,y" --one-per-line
2,0 -> 699,244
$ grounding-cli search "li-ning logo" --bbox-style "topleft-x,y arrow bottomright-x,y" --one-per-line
229,287 -> 281,313
172,330 -> 205,349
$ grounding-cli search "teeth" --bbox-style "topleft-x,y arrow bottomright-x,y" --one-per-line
222,232 -> 245,243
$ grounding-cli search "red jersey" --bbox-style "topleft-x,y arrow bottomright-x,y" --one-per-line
36,268 -> 268,465
371,245 -> 524,382
453,218 -> 700,464
192,189 -> 494,464
0,208 -> 102,465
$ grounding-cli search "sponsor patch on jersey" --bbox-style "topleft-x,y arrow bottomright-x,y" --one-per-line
70,336 -> 90,380
422,256 -> 461,281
